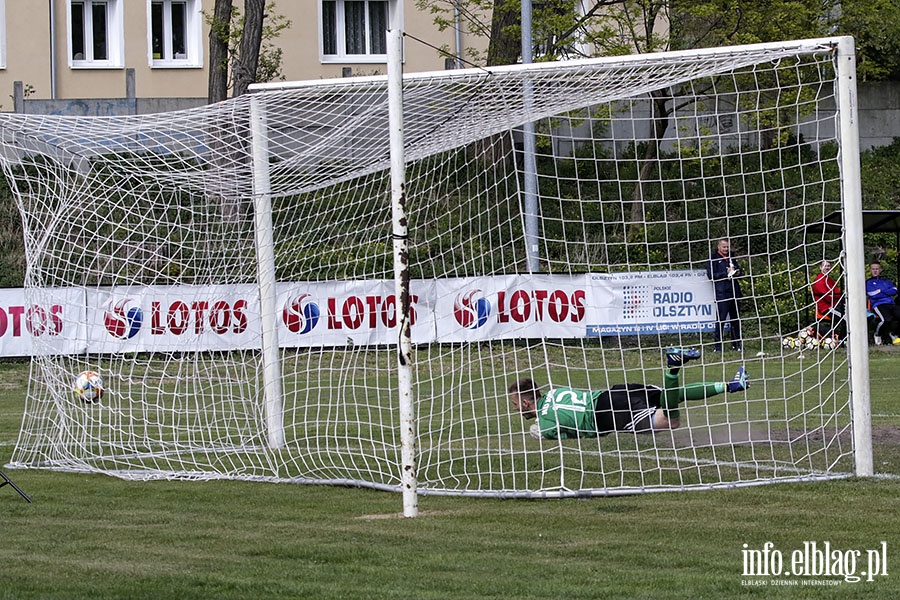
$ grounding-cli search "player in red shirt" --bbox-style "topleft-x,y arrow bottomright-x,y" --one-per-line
812,260 -> 844,336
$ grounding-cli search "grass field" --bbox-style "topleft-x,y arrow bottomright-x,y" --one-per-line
2,351 -> 900,599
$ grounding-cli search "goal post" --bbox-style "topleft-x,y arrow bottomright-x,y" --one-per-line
386,26 -> 418,518
833,36 -> 872,477
1,36 -> 870,505
249,94 -> 286,450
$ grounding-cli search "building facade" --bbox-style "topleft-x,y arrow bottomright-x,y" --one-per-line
0,0 -> 479,107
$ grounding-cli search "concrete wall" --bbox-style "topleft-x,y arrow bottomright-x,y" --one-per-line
858,82 -> 900,150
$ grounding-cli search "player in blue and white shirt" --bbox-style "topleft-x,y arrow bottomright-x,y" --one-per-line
866,261 -> 900,345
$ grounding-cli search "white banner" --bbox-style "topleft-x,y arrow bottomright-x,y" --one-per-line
0,288 -> 85,356
85,285 -> 261,354
584,270 -> 717,336
277,280 -> 436,347
0,271 -> 717,356
433,275 -> 586,342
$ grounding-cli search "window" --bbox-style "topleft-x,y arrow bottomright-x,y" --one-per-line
69,0 -> 123,67
321,0 -> 389,62
149,0 -> 202,67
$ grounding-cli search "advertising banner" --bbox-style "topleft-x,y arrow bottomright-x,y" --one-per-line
433,275 -> 586,342
584,270 -> 717,336
85,285 -> 261,354
277,280 -> 436,347
0,288 -> 85,356
0,270 -> 717,356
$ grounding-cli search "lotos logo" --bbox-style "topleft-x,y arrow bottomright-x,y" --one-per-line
497,289 -> 585,323
0,305 -> 63,338
283,293 -> 320,334
325,294 -> 418,329
104,298 -> 143,339
453,290 -> 491,329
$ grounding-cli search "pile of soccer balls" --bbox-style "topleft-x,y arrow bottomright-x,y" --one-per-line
781,327 -> 841,351
73,370 -> 105,403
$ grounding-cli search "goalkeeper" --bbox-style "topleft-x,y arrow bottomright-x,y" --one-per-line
509,348 -> 748,439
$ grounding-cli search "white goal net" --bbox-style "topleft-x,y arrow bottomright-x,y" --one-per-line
2,36 -> 870,504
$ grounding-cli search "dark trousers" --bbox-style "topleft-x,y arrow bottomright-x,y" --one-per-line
714,297 -> 741,350
816,303 -> 845,339
872,303 -> 900,340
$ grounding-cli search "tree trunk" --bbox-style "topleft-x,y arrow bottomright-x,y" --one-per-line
628,90 -> 671,241
232,0 -> 266,97
472,1 -> 520,168
208,0 -> 233,103
486,0 -> 520,66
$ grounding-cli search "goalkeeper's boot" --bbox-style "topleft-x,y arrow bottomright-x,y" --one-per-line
666,347 -> 701,368
727,366 -> 749,393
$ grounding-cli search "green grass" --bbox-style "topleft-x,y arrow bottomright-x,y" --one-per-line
2,353 -> 900,599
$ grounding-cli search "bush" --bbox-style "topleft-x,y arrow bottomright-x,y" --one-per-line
0,172 -> 24,287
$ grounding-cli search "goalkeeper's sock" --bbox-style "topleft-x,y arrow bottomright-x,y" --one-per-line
683,382 -> 726,400
660,377 -> 726,420
660,372 -> 683,419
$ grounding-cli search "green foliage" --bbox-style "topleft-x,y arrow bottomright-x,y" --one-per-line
672,0 -> 832,50
0,136 -> 886,323
204,1 -> 291,91
858,138 -> 900,273
745,261 -> 816,335
830,0 -> 900,82
0,152 -> 259,288
1,130 -> 899,341
0,169 -> 25,287
416,0 -> 900,79
860,138 -> 900,208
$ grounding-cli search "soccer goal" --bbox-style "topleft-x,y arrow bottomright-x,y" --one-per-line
1,36 -> 870,514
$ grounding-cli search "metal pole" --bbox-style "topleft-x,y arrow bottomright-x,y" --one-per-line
453,0 -> 463,69
0,470 -> 32,502
387,25 -> 418,518
49,0 -> 58,99
521,0 -> 540,273
835,36 -> 872,477
249,95 -> 285,449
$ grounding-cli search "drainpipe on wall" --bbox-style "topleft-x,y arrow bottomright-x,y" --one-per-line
453,0 -> 462,69
49,0 -> 57,99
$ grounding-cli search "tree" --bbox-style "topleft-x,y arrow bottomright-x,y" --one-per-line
419,0 -> 900,75
206,0 -> 291,102
486,0 -> 520,66
232,0 -> 266,97
419,0 -> 900,243
208,0 -> 233,103
830,0 -> 900,82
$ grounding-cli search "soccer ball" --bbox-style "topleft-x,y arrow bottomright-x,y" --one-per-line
822,336 -> 839,350
73,370 -> 104,404
782,336 -> 798,349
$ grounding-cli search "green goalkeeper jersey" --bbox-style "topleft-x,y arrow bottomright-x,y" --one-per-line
536,387 -> 602,439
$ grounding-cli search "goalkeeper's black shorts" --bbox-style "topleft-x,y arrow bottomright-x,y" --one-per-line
594,383 -> 663,435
